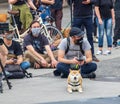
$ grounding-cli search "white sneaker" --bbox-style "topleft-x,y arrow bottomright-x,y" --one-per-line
103,50 -> 111,55
96,50 -> 102,55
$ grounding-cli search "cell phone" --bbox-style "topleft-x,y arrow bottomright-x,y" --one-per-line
76,57 -> 84,61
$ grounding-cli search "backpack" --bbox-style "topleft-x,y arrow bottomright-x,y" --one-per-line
65,37 -> 84,55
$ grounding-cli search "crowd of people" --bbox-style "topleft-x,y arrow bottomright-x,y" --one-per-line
0,0 -> 120,91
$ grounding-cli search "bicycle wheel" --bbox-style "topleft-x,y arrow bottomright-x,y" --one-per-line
46,25 -> 63,44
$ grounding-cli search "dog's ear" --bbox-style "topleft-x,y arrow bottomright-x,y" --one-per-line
69,69 -> 72,72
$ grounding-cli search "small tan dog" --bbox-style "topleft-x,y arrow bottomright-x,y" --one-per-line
67,69 -> 83,93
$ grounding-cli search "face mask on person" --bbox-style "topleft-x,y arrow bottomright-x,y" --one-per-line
6,34 -> 14,40
31,28 -> 40,37
75,37 -> 83,45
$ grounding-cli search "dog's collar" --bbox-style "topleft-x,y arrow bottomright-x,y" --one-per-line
68,82 -> 80,87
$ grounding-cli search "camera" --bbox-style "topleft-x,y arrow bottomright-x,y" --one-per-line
13,59 -> 17,63
0,23 -> 9,34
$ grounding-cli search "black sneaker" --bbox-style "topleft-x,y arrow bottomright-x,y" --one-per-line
53,70 -> 61,76
61,74 -> 68,78
92,55 -> 100,62
113,42 -> 117,47
82,72 -> 96,79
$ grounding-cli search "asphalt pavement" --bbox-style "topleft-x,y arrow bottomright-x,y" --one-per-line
0,3 -> 120,104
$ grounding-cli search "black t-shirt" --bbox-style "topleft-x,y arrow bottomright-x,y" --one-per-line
95,0 -> 113,19
14,0 -> 26,5
23,33 -> 49,54
67,0 -> 96,17
4,40 -> 23,59
0,38 -> 3,45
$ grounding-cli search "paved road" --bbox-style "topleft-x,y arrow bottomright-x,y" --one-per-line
0,3 -> 120,104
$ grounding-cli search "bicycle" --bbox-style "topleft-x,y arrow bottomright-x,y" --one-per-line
8,9 -> 63,47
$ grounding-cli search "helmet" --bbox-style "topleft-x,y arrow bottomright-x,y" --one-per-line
20,61 -> 31,70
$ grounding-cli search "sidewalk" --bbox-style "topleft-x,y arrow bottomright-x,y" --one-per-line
0,3 -> 120,104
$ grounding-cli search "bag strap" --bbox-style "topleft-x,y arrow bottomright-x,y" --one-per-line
65,37 -> 84,55
65,37 -> 70,54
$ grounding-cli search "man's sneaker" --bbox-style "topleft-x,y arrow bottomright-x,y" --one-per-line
103,50 -> 111,55
53,70 -> 61,76
61,74 -> 68,78
92,55 -> 100,62
82,72 -> 96,79
113,42 -> 117,48
96,50 -> 102,55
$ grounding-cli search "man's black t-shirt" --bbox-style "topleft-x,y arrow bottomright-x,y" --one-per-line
0,38 -> 3,45
23,33 -> 49,54
14,0 -> 26,5
4,40 -> 23,59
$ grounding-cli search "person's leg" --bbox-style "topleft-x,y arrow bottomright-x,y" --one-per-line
72,17 -> 82,28
84,17 -> 94,55
55,9 -> 63,31
105,18 -> 112,52
81,62 -> 97,78
54,62 -> 70,78
113,17 -> 120,46
96,18 -> 105,51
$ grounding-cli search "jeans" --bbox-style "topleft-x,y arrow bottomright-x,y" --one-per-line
96,18 -> 113,47
72,17 -> 94,55
113,17 -> 120,42
56,62 -> 97,76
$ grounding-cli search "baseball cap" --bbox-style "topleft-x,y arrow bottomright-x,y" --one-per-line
69,27 -> 85,37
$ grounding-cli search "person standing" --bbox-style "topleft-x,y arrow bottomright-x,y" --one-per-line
113,0 -> 120,47
67,0 -> 99,62
50,0 -> 63,31
8,0 -> 37,30
95,0 -> 115,55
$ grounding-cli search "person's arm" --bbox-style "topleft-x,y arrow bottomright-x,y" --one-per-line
41,0 -> 55,5
27,0 -> 37,10
84,50 -> 92,63
94,6 -> 103,24
16,55 -> 23,65
111,8 -> 115,25
0,43 -> 8,68
8,0 -> 17,4
45,45 -> 58,67
0,44 -> 8,56
26,45 -> 44,61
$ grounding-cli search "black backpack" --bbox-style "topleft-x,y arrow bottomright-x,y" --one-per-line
65,37 -> 84,55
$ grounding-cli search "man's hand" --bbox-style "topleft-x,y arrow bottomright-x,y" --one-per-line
51,59 -> 58,68
82,0 -> 90,4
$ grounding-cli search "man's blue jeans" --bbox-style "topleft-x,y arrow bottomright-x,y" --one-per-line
56,62 -> 97,76
72,17 -> 94,55
96,18 -> 113,47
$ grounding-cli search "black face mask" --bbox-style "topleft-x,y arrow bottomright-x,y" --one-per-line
75,37 -> 83,45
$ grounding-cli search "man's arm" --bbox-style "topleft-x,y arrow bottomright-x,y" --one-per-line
26,45 -> 45,61
27,0 -> 37,10
41,0 -> 55,5
45,45 -> 58,67
8,0 -> 17,4
84,50 -> 92,63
